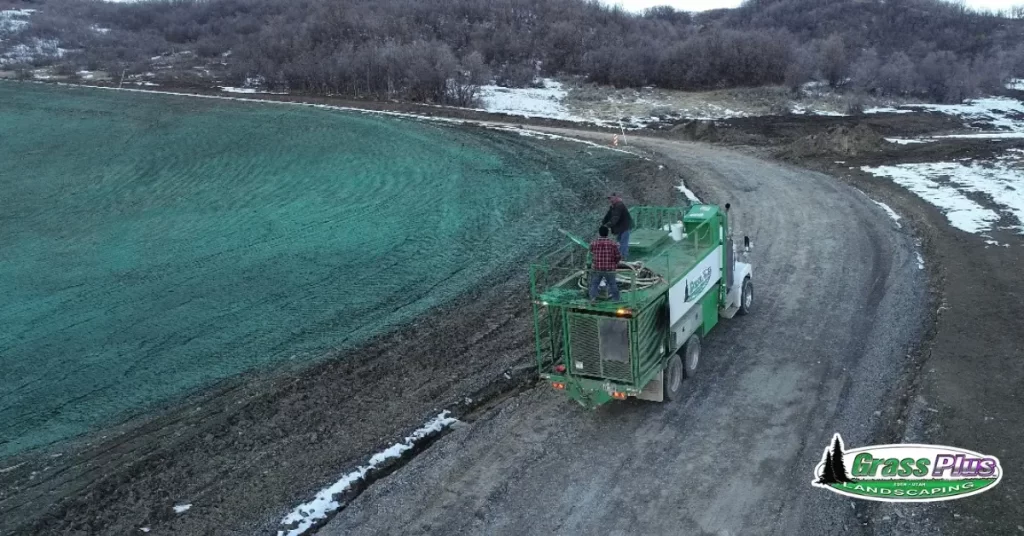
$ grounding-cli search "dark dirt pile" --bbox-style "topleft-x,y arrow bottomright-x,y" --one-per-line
778,124 -> 889,158
667,120 -> 723,141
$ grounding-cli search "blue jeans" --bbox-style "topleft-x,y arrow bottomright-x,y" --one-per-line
589,271 -> 620,301
617,230 -> 630,260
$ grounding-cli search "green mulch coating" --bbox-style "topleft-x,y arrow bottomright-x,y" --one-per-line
0,83 -> 629,456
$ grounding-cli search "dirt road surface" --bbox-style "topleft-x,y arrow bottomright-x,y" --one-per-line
322,136 -> 929,535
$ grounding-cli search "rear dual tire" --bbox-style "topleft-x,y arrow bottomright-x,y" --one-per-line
664,334 -> 700,401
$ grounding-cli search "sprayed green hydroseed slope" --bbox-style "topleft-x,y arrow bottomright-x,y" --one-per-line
0,83 -> 627,457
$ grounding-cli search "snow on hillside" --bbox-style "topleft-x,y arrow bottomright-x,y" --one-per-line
0,9 -> 34,34
477,79 -> 582,121
0,9 -> 69,67
1008,79 -> 1024,91
880,97 -> 1024,143
1,39 -> 66,66
862,150 -> 1024,241
916,98 -> 1024,134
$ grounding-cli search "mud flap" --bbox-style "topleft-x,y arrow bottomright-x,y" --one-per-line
636,371 -> 664,402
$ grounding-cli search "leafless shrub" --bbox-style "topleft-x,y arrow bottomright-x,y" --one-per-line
819,34 -> 849,89
846,96 -> 866,116
769,100 -> 793,116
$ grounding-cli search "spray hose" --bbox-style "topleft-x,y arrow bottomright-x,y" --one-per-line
576,261 -> 664,292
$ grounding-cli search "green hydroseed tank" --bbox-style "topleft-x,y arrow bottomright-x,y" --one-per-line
529,204 -> 753,409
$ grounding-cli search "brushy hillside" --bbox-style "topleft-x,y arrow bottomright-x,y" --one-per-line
1,0 -> 1023,104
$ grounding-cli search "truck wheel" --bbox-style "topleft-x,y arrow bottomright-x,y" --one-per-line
682,334 -> 700,378
737,277 -> 753,316
663,354 -> 683,401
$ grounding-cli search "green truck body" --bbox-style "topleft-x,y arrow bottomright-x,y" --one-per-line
529,204 -> 753,409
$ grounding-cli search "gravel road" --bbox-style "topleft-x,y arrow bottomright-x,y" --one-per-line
322,136 -> 929,535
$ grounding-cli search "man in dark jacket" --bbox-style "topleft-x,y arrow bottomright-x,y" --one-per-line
601,193 -> 633,260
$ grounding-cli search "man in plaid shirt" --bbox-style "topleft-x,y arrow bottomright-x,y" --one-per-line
589,226 -> 622,303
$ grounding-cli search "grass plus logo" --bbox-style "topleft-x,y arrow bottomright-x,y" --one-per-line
684,266 -> 713,302
812,434 -> 1002,502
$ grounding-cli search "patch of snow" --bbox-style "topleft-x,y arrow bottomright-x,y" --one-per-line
1008,79 -> 1024,91
677,181 -> 701,203
77,70 -> 94,80
790,104 -> 844,117
91,25 -> 111,34
0,462 -> 25,474
173,504 -> 192,514
0,38 -> 66,66
277,411 -> 459,536
477,79 -> 580,121
872,200 -> 903,229
861,164 -> 997,234
139,528 -> 151,533
873,97 -> 1024,140
862,152 -> 1024,237
914,97 -> 1024,133
916,252 -> 925,269
886,138 -> 934,145
932,132 -> 1024,140
864,106 -> 915,114
0,9 -> 33,34
220,86 -> 258,94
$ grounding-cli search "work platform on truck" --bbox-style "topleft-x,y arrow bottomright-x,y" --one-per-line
530,205 -> 722,315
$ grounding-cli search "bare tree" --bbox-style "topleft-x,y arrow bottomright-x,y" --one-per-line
785,46 -> 816,92
877,52 -> 918,96
449,51 -> 489,107
819,34 -> 850,89
851,48 -> 881,94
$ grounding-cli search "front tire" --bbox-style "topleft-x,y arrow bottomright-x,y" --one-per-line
737,277 -> 753,316
663,354 -> 683,401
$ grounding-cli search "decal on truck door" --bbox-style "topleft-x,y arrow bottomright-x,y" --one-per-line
668,246 -> 722,326
684,267 -> 714,302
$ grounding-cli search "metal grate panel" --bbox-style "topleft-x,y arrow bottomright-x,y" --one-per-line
568,313 -> 633,382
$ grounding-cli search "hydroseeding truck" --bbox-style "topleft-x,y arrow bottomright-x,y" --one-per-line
529,204 -> 752,409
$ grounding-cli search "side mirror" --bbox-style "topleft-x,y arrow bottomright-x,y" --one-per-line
743,235 -> 751,253
725,203 -> 731,212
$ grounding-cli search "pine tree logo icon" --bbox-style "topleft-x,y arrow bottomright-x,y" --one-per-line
816,433 -> 856,485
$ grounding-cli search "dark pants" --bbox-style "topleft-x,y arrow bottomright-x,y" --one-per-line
588,271 -> 621,301
617,230 -> 630,260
